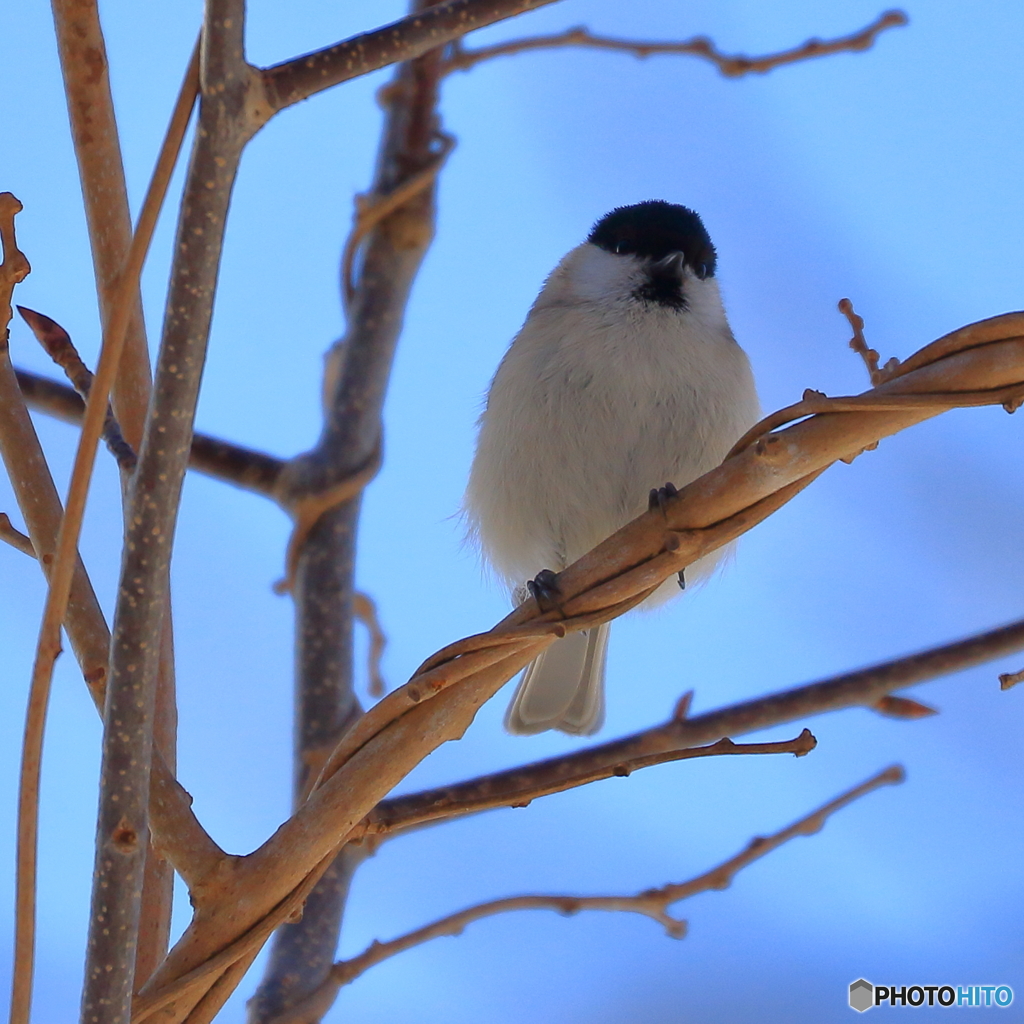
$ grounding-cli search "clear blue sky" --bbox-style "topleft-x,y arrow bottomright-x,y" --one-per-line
1,1 -> 1023,1021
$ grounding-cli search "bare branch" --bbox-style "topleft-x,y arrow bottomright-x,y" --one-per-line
0,368 -> 223,889
73,33 -> 202,1024
354,591 -> 389,698
367,731 -> 817,838
1,193 -> 217,1024
0,194 -> 31,325
839,297 -> 901,386
18,306 -> 136,471
49,0 -> 157,445
0,512 -> 34,557
13,368 -> 286,496
0,195 -> 51,1024
442,10 -> 907,76
372,613 -> 1024,838
274,766 -> 903,1024
870,694 -> 937,719
253,9 -> 449,1019
999,668 -> 1024,690
261,0 -> 563,113
135,312 -> 1024,1024
0,230 -> 221,886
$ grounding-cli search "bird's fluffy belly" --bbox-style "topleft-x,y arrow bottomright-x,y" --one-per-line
469,307 -> 757,588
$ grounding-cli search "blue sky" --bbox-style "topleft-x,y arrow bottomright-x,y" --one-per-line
1,1 -> 1023,1021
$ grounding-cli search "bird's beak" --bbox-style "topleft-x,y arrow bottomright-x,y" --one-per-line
652,251 -> 687,276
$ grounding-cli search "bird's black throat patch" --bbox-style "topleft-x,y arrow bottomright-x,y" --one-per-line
634,262 -> 687,310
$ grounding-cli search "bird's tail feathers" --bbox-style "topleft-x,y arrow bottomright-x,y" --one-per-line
504,624 -> 609,736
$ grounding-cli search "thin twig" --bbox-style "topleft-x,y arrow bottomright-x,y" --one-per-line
17,306 -> 136,471
443,11 -> 908,77
13,368 -> 286,496
367,731 -> 817,837
272,766 -> 903,1024
339,131 -> 455,309
999,668 -> 1024,690
0,238 -> 220,889
369,614 -> 1024,838
0,513 -> 34,557
838,297 -> 900,386
354,591 -> 388,698
0,195 -> 41,1024
870,694 -> 936,719
0,194 -> 31,325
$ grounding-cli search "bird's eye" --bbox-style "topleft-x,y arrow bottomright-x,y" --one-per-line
614,240 -> 627,254
695,263 -> 708,280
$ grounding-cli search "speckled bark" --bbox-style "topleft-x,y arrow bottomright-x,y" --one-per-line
78,3 -> 253,1018
249,15 -> 445,1020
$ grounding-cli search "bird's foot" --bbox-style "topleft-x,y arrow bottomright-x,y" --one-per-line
677,569 -> 686,591
648,481 -> 679,515
527,568 -> 561,612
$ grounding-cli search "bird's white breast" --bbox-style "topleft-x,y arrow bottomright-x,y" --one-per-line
466,245 -> 760,593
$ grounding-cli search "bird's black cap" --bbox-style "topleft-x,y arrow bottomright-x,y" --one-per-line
588,201 -> 717,278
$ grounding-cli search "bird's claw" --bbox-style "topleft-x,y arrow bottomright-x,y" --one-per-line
648,481 -> 679,515
527,568 -> 561,612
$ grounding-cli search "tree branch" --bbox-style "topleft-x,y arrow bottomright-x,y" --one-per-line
268,765 -> 903,1024
353,591 -> 388,698
0,512 -> 34,557
17,306 -> 136,471
251,4 -> 450,1018
49,0 -> 156,447
365,729 -> 817,836
0,359 -> 222,889
369,614 -> 1024,838
77,6 -> 238,1020
261,0 -> 563,114
44,29 -> 200,977
13,368 -> 286,496
999,668 -> 1024,690
134,311 -> 1024,1023
442,10 -> 907,76
0,195 -> 221,1024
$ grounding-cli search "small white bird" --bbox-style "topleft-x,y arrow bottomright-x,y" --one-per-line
465,201 -> 760,736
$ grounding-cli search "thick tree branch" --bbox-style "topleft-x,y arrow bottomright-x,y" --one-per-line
47,29 -> 199,979
135,312 -> 1024,1023
13,368 -> 285,496
78,7 -> 239,1021
442,10 -> 907,76
251,5 -> 449,1019
268,765 -> 903,1024
370,615 -> 1024,838
261,0 -> 563,113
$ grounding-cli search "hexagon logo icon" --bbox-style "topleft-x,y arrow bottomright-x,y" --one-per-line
849,979 -> 874,1012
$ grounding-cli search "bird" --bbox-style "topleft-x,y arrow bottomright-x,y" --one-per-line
465,200 -> 760,736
